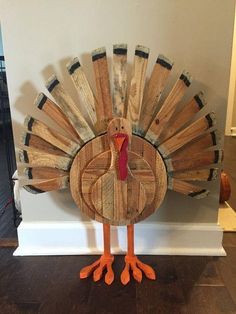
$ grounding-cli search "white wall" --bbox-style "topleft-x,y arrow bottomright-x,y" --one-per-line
0,24 -> 3,56
1,0 -> 235,226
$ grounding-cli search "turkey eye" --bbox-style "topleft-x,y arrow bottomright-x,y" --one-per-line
121,126 -> 124,129
115,127 -> 118,131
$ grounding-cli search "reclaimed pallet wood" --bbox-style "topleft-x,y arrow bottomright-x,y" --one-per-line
127,45 -> 149,134
138,54 -> 173,135
158,112 -> 216,158
23,176 -> 69,194
113,44 -> 128,117
159,92 -> 206,143
67,57 -> 99,132
35,93 -> 80,142
168,178 -> 209,199
145,71 -> 192,144
171,168 -> 218,181
18,148 -> 72,171
46,75 -> 94,142
92,47 -> 113,132
24,116 -> 79,156
24,167 -> 68,180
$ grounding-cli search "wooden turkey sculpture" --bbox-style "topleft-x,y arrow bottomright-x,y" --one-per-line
18,44 -> 222,285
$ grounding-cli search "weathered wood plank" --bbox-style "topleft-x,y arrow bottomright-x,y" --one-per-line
46,75 -> 94,142
92,47 -> 113,132
165,150 -> 223,172
21,132 -> 68,156
168,178 -> 210,199
24,167 -> 68,180
171,168 -> 218,181
170,130 -> 220,160
159,92 -> 206,143
138,54 -> 173,135
23,176 -> 69,194
35,93 -> 80,142
24,116 -> 79,157
113,44 -> 128,117
18,148 -> 72,171
127,45 -> 149,134
145,71 -> 192,144
67,58 -> 99,132
158,112 -> 216,158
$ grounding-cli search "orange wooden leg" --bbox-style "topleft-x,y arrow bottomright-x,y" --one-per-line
121,224 -> 156,285
80,223 -> 114,285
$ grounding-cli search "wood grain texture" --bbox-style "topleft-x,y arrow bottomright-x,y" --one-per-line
145,71 -> 192,144
158,112 -> 216,158
67,58 -> 99,132
171,168 -> 218,181
24,116 -> 79,156
168,178 -> 210,199
21,132 -> 68,157
24,167 -> 68,180
23,176 -> 69,194
165,150 -> 223,172
138,54 -> 173,135
126,45 -> 149,134
113,44 -> 128,117
46,75 -> 94,142
18,148 -> 72,171
159,92 -> 206,143
35,93 -> 80,142
171,130 -> 220,160
92,47 -> 113,132
70,135 -> 167,225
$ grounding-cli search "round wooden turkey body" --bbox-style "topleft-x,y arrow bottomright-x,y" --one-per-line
70,134 -> 167,226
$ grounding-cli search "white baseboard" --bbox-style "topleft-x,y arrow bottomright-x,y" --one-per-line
14,221 -> 226,256
231,127 -> 236,136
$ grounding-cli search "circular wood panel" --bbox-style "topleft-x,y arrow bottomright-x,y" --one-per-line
70,134 -> 167,225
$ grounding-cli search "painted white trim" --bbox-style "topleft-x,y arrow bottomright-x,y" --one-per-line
14,221 -> 226,257
231,127 -> 236,136
226,4 -> 236,135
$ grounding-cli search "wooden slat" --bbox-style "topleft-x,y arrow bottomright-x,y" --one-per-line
138,54 -> 173,135
21,132 -> 68,156
171,168 -> 218,181
24,167 -> 68,180
159,92 -> 206,143
67,58 -> 99,131
168,178 -> 210,199
92,47 -> 113,132
24,116 -> 79,157
158,112 -> 216,158
127,45 -> 149,134
171,130 -> 220,160
113,44 -> 128,117
35,93 -> 80,142
145,71 -> 193,144
18,148 -> 72,171
46,75 -> 94,142
23,176 -> 69,194
165,150 -> 223,172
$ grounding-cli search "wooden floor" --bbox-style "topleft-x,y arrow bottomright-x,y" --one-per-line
0,233 -> 235,314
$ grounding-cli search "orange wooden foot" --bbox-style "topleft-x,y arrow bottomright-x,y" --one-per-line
120,255 -> 156,285
80,254 -> 114,285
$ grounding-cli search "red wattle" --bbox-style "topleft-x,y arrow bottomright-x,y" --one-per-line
118,138 -> 128,181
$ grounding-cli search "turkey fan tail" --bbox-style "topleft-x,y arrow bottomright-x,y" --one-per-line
24,167 -> 68,180
24,115 -> 80,157
138,54 -> 173,136
158,92 -> 206,143
22,176 -> 69,194
112,44 -> 128,117
18,148 -> 72,171
145,70 -> 193,145
168,178 -> 210,199
92,47 -> 113,132
126,45 -> 150,134
46,74 -> 94,143
165,149 -> 223,172
158,112 -> 216,158
170,168 -> 218,181
35,93 -> 81,143
66,57 -> 99,133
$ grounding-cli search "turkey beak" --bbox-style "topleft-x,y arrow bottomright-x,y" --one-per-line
113,135 -> 126,152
